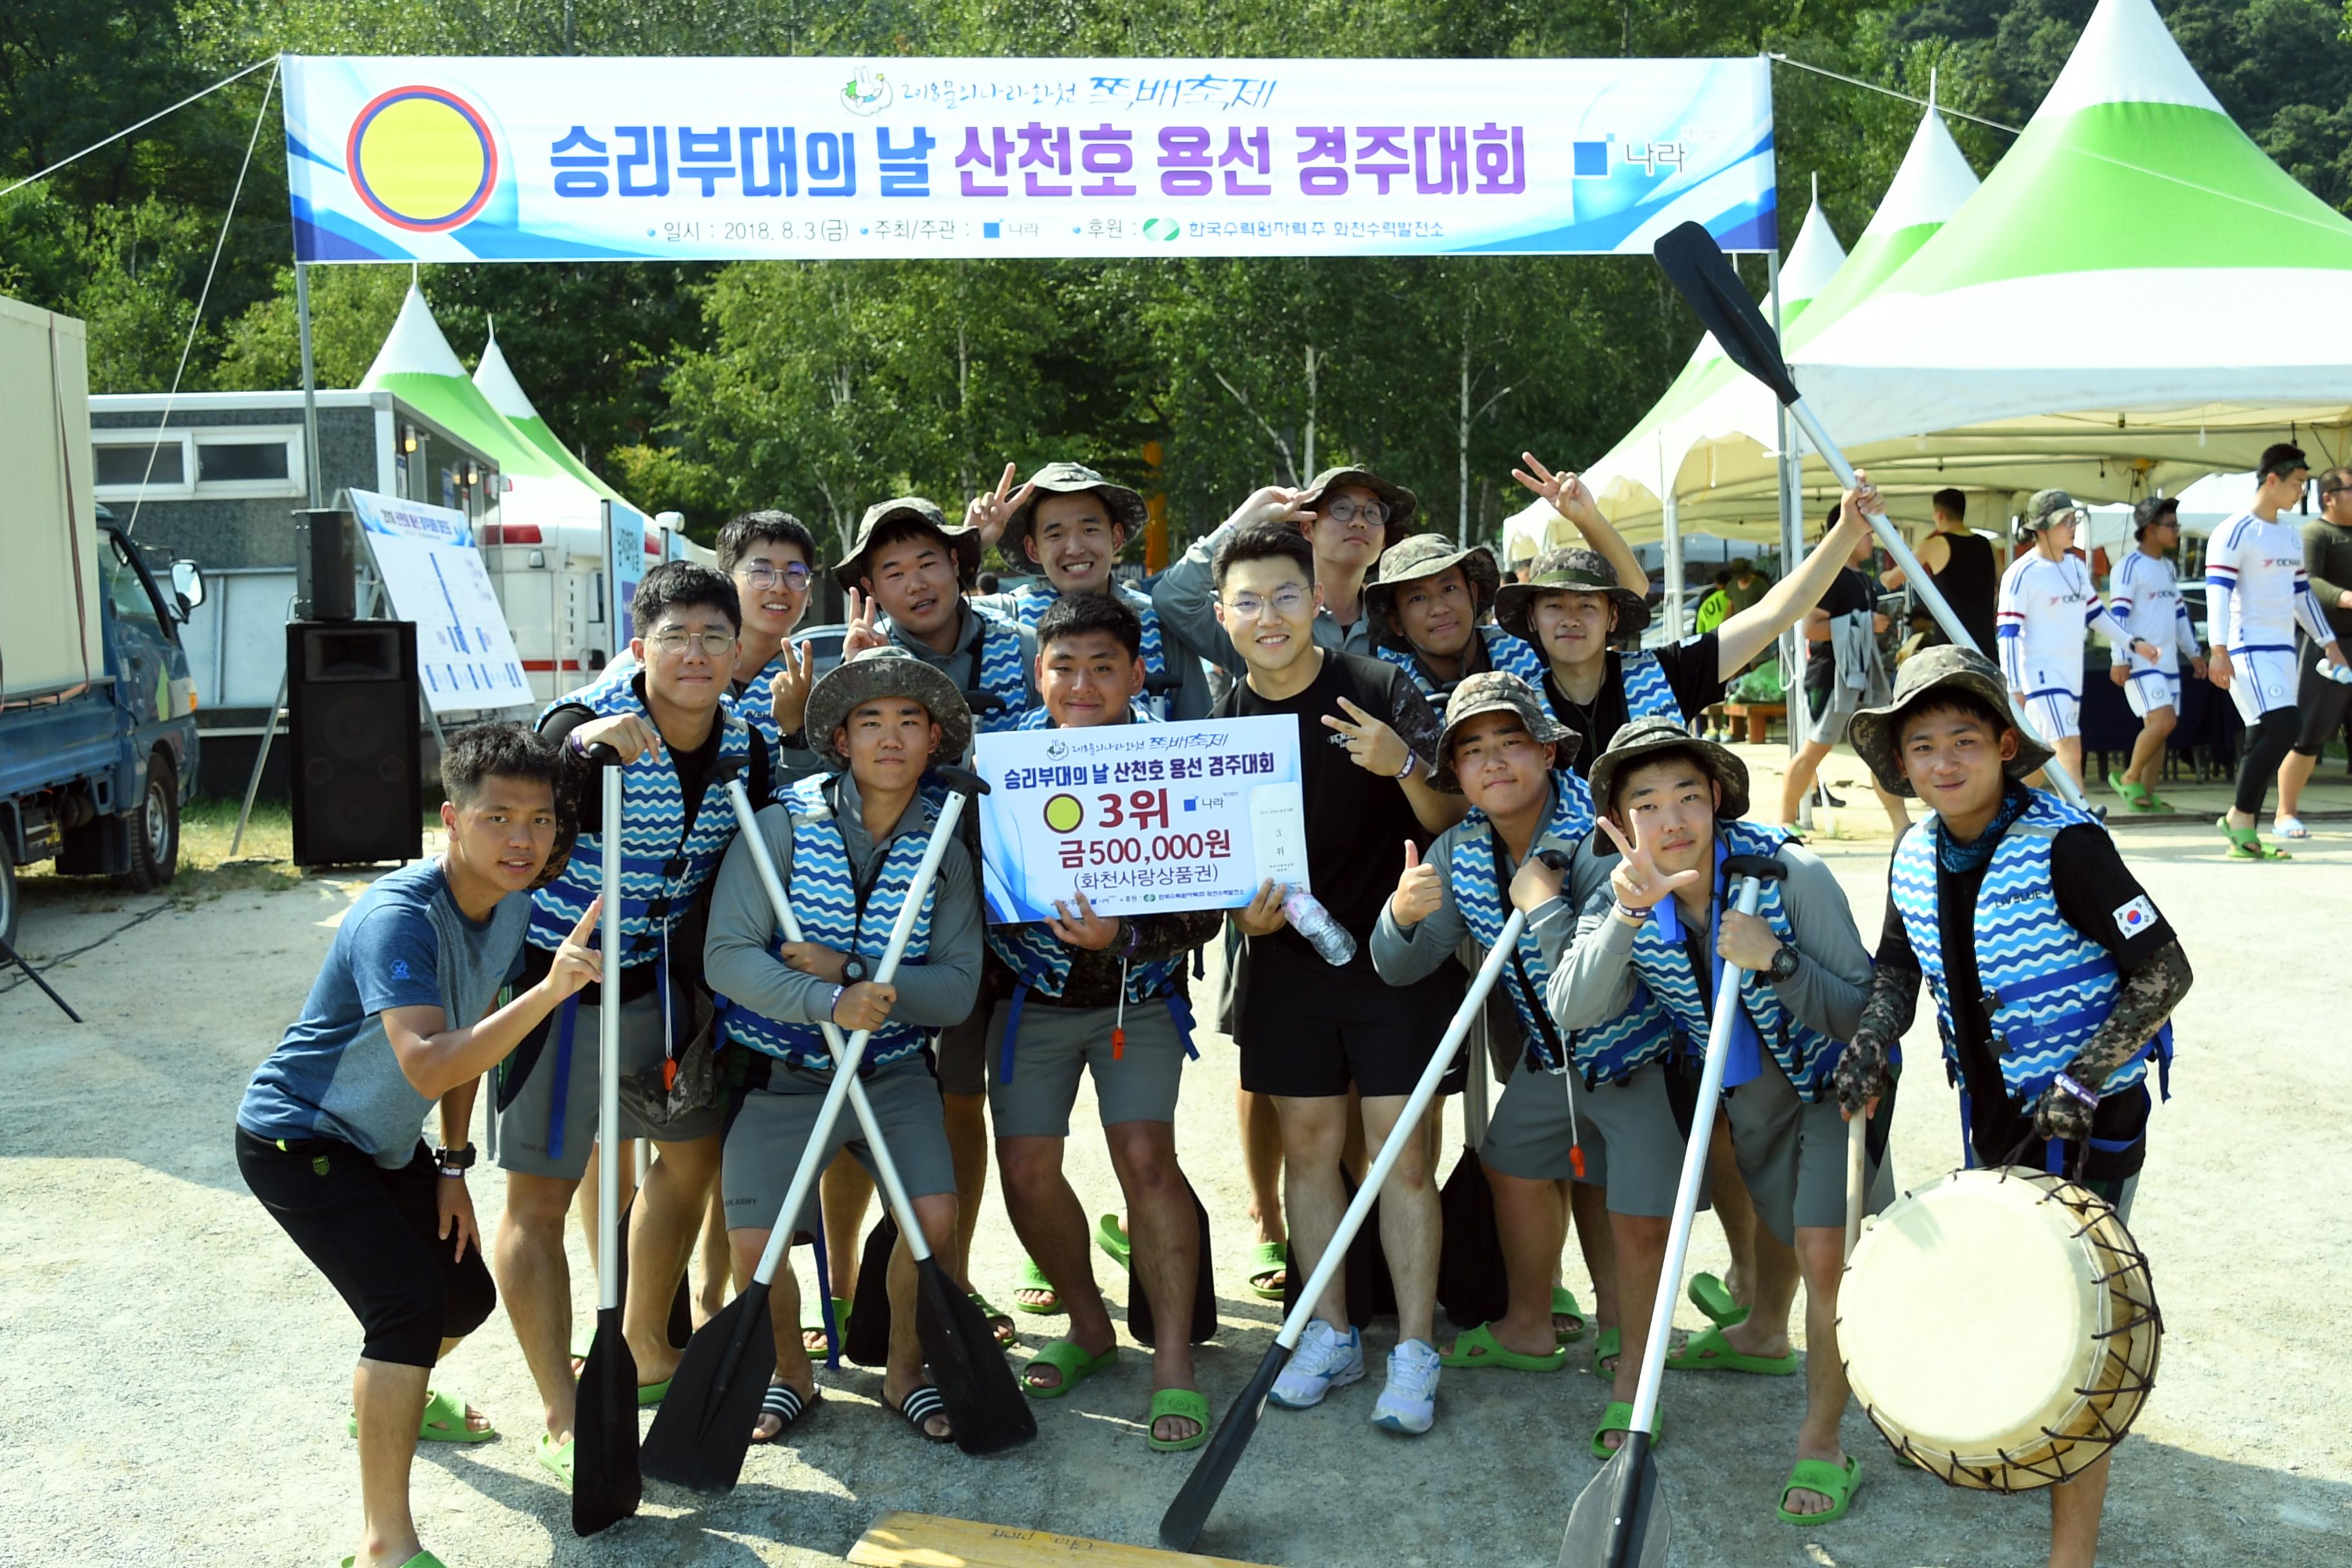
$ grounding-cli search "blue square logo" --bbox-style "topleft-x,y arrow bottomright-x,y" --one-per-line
983,221 -> 1002,239
1573,141 -> 1609,178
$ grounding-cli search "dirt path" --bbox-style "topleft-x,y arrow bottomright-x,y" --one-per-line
3,825 -> 2347,1566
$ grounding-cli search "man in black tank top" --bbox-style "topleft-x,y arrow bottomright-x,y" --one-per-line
1881,487 -> 1997,656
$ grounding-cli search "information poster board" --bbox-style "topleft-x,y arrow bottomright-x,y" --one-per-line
973,716 -> 1306,923
605,498 -> 647,647
348,487 -> 531,712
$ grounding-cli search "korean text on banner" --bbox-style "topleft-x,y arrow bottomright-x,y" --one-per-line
605,498 -> 647,645
974,716 -> 1308,923
282,55 -> 1775,263
347,487 -> 531,713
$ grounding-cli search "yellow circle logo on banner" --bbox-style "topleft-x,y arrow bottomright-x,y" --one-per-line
346,86 -> 498,232
1044,794 -> 1084,833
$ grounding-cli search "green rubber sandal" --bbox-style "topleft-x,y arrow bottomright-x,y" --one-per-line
1590,1326 -> 1622,1377
801,1295 -> 851,1354
1591,1400 -> 1664,1461
2219,814 -> 2289,859
636,1377 -> 671,1407
348,1387 -> 495,1444
1094,1213 -> 1133,1273
2106,769 -> 2153,810
536,1431 -> 573,1486
1550,1285 -> 1587,1344
1442,1321 -> 1566,1371
1146,1387 -> 1212,1452
1246,1239 -> 1286,1301
969,1291 -> 1017,1346
1014,1255 -> 1063,1315
1022,1337 -> 1119,1399
1776,1455 -> 1863,1524
1665,1322 -> 1798,1376
1687,1271 -> 1751,1328
338,1554 -> 447,1568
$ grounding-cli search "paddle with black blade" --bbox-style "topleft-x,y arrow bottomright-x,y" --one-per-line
1649,220 -> 2095,813
640,770 -> 982,1495
573,758 -> 640,1536
1557,853 -> 1785,1568
1160,852 -> 1564,1554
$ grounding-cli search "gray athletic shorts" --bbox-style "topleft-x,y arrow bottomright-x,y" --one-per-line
495,988 -> 725,1181
1723,1055 -> 1896,1247
720,1058 -> 954,1235
985,994 -> 1188,1137
1805,676 -> 1887,747
1487,1057 -> 1711,1219
932,1005 -> 988,1099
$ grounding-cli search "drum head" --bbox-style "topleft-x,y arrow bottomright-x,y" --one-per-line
1840,1171 -> 2097,1455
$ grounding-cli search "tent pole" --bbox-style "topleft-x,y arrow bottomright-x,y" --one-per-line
1767,248 -> 1810,823
296,260 -> 322,509
1662,487 -> 1685,642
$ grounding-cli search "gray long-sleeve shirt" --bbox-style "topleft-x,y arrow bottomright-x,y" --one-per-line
2303,517 -> 2352,640
1546,841 -> 1872,1040
1370,809 -> 1599,988
704,770 -> 982,1034
1151,514 -> 1375,676
886,602 -> 1039,726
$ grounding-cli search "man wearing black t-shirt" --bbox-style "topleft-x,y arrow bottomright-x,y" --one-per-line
1837,646 -> 2190,1568
1777,513 -> 1909,833
1210,520 -> 1467,1435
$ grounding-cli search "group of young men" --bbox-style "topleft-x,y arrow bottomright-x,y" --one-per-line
240,457 -> 2194,1568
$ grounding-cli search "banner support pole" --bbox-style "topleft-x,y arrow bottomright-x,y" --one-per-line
296,260 -> 322,509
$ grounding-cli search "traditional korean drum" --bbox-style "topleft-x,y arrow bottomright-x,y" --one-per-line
1838,1167 -> 2162,1491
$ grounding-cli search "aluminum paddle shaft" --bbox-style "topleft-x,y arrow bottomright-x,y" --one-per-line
596,766 -> 624,1316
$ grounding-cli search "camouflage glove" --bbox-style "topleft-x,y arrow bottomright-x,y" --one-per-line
1832,1034 -> 1892,1117
2030,1080 -> 2098,1144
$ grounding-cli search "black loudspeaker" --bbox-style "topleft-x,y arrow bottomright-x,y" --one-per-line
289,621 -> 423,867
293,507 -> 357,621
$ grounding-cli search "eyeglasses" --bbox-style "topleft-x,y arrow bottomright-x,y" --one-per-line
1222,586 -> 1310,620
649,628 -> 738,658
1321,497 -> 1389,526
735,562 -> 812,591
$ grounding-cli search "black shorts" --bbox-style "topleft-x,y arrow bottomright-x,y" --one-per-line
2294,640 -> 2352,755
1236,935 -> 1469,1099
236,1124 -> 496,1368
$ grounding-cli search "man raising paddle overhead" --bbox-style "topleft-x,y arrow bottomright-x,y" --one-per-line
704,648 -> 983,1446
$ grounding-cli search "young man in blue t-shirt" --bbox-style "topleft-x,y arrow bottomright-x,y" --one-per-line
236,725 -> 598,1568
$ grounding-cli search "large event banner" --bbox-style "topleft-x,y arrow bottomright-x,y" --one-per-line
281,55 -> 1776,262
974,716 -> 1308,923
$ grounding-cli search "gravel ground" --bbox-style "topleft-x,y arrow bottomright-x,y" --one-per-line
3,819 -> 2348,1568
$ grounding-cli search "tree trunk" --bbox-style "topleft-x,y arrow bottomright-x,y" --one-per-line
1457,331 -> 1472,547
1303,342 -> 1318,479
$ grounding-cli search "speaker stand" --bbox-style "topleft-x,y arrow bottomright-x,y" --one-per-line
0,936 -> 82,1023
230,668 -> 289,859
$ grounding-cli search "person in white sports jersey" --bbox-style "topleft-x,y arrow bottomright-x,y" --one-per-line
1996,489 -> 2160,792
2104,496 -> 2207,813
2206,444 -> 2347,861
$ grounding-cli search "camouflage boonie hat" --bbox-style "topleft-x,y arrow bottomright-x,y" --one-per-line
2132,494 -> 2180,536
803,645 -> 973,771
2015,487 -> 2083,540
1300,465 -> 1417,548
1848,644 -> 2053,798
1491,545 -> 1652,647
832,496 -> 983,595
1364,535 -> 1503,651
1587,714 -> 1752,823
1431,671 -> 1578,793
999,461 -> 1150,561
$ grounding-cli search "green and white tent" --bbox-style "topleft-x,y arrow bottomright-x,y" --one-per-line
473,323 -> 627,508
1792,0 -> 2352,498
361,284 -> 559,490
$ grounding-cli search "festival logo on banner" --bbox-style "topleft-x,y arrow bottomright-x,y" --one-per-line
282,55 -> 1776,263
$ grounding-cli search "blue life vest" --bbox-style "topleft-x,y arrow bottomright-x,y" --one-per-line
732,649 -> 789,778
1011,582 -> 1177,716
1621,821 -> 1844,1102
719,775 -> 939,1072
1377,623 -> 1546,704
969,605 -> 1032,734
1446,774 -> 1595,1073
1888,791 -> 2174,1111
1619,647 -> 1683,724
527,675 -> 753,966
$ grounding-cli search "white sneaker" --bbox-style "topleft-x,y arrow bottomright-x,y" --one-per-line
1371,1338 -> 1442,1434
1269,1320 -> 1364,1409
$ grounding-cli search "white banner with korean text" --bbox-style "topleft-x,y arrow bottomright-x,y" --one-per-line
973,716 -> 1308,923
282,55 -> 1776,263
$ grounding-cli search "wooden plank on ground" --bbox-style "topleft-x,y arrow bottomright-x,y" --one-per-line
848,1511 -> 1279,1568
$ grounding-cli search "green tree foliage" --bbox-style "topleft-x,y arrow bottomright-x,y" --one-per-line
6,0 -> 2350,551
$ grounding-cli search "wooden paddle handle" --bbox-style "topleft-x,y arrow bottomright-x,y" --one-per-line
1844,1111 -> 1867,1260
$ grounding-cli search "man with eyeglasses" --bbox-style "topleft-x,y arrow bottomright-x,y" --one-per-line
963,461 -> 1215,721
2273,464 -> 2352,839
720,509 -> 827,791
2207,444 -> 2346,858
494,561 -> 767,1482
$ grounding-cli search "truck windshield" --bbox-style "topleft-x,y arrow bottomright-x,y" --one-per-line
102,531 -> 170,630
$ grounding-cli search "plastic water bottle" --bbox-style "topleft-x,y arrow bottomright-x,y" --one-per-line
2319,657 -> 2352,687
1283,890 -> 1357,966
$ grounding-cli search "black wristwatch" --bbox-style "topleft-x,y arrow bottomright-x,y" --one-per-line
435,1144 -> 477,1174
1767,942 -> 1801,982
841,956 -> 868,984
